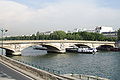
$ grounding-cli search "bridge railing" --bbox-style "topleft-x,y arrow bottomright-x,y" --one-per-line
15,59 -> 61,74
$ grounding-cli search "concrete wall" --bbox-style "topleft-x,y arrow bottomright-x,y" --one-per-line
62,74 -> 110,80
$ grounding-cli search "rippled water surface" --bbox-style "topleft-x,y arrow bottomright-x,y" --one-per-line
1,48 -> 120,80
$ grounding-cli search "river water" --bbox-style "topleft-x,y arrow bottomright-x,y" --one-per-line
1,47 -> 120,80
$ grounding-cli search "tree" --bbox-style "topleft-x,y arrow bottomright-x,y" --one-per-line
117,28 -> 120,41
36,31 -> 40,40
50,31 -> 66,40
3,30 -> 117,41
72,33 -> 82,40
30,34 -> 36,40
66,33 -> 73,40
78,32 -> 94,40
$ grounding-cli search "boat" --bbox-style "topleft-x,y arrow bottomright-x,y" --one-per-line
66,46 -> 78,52
110,48 -> 120,51
77,48 -> 97,54
66,48 -> 78,52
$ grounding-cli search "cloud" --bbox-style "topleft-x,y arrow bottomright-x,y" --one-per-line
0,0 -> 120,36
33,0 -> 120,30
0,0 -> 35,35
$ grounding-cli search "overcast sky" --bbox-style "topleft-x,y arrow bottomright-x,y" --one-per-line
0,0 -> 120,36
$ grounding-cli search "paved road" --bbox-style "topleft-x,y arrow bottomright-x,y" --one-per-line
0,62 -> 33,80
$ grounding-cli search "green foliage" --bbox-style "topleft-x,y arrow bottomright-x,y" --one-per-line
117,28 -> 120,41
36,31 -> 40,40
3,30 -> 117,41
50,31 -> 66,40
66,32 -> 82,40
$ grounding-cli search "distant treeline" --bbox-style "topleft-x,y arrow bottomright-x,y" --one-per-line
3,31 -> 117,41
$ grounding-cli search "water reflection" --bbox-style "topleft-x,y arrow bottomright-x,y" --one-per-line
22,47 -> 48,56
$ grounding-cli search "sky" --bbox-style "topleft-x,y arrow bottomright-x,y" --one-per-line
0,0 -> 120,36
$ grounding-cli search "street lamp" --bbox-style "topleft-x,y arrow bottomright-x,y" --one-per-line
1,28 -> 8,55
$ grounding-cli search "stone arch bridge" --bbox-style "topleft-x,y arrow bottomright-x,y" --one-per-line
0,40 -> 115,55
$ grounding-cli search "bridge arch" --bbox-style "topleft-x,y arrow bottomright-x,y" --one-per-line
0,47 -> 15,55
42,44 -> 60,53
21,44 -> 41,51
5,49 -> 15,55
97,45 -> 114,51
0,44 -> 40,55
75,44 -> 91,48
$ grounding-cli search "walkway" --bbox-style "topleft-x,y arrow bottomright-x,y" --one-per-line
0,62 -> 32,80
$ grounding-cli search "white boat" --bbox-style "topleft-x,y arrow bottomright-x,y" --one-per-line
66,46 -> 78,52
78,48 -> 97,54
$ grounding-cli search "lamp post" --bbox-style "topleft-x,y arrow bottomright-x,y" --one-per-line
1,28 -> 8,55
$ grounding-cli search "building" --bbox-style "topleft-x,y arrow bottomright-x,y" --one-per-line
40,31 -> 53,35
102,31 -> 117,37
66,28 -> 88,33
78,28 -> 87,32
95,26 -> 114,33
85,30 -> 95,33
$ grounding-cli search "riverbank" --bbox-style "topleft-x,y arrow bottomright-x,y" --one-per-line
0,54 -> 111,80
10,47 -> 120,80
0,55 -> 65,80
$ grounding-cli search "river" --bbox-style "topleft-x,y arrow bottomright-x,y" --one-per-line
0,47 -> 120,80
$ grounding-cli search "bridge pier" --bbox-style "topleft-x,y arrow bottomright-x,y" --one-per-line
59,49 -> 66,53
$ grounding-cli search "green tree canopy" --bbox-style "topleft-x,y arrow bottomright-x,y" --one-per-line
117,28 -> 120,41
3,30 -> 117,41
50,31 -> 66,40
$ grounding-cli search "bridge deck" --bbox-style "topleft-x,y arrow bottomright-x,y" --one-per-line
3,40 -> 115,44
